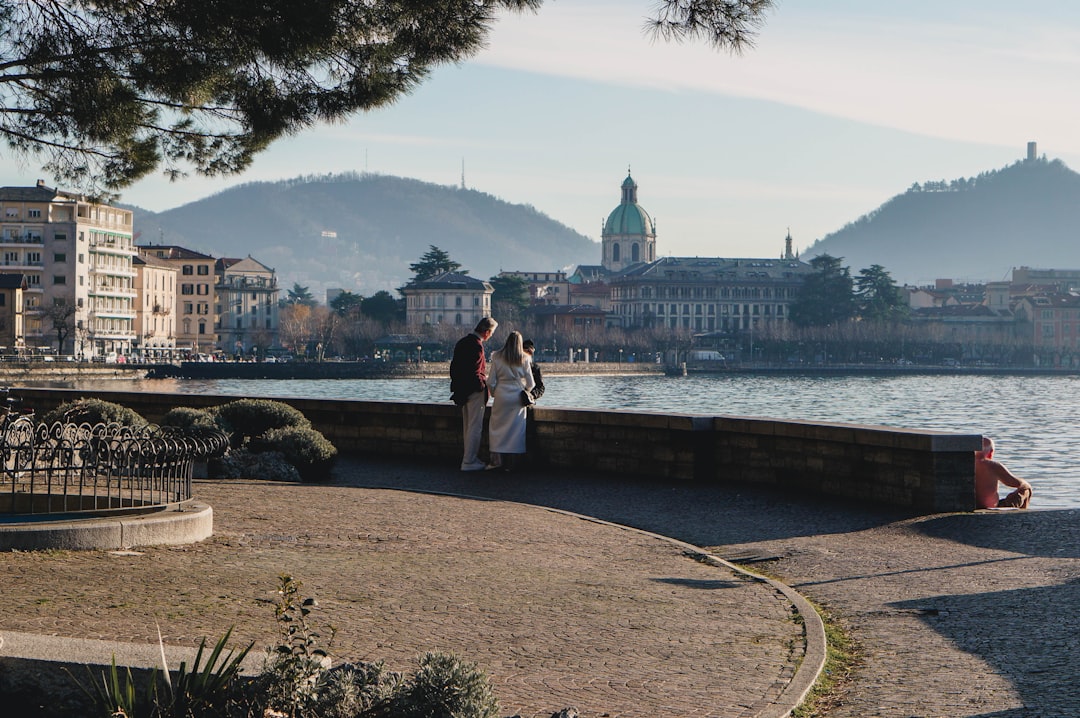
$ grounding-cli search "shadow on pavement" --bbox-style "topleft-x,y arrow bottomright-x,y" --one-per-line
891,577 -> 1080,716
911,509 -> 1080,559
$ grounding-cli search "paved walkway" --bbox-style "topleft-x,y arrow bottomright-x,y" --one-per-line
3,454 -> 1079,717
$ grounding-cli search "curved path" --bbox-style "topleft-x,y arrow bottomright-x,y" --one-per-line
0,455 -> 822,718
350,457 -> 1080,717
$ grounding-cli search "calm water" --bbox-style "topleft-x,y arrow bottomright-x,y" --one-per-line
69,373 -> 1080,509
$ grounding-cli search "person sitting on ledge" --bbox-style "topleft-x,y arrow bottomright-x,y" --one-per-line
975,436 -> 1033,509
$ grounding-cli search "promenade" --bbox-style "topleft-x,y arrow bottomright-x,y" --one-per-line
2,454 -> 1079,716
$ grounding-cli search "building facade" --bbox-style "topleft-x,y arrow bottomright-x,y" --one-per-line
402,272 -> 493,328
133,254 -> 177,358
137,245 -> 217,355
216,256 -> 280,356
0,180 -> 136,357
0,273 -> 26,352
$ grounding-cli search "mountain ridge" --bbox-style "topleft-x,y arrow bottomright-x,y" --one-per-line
128,173 -> 599,299
805,156 -> 1080,285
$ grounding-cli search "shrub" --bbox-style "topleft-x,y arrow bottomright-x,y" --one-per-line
160,406 -> 217,430
250,426 -> 337,482
40,398 -> 147,427
211,399 -> 311,448
209,449 -> 302,482
394,652 -> 500,718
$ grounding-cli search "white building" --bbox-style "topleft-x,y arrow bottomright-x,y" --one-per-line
0,180 -> 136,357
402,271 -> 492,328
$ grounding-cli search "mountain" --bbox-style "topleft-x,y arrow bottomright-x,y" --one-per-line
128,173 -> 599,299
804,156 -> 1080,285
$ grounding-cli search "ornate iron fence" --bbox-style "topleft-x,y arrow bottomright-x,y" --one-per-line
0,417 -> 229,516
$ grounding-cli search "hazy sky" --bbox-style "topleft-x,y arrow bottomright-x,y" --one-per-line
4,0 -> 1080,262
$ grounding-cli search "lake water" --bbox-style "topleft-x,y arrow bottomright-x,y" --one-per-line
69,373 -> 1080,509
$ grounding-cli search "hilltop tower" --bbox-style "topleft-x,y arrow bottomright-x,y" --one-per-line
601,170 -> 656,272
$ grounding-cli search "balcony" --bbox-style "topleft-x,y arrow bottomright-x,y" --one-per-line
0,234 -> 44,245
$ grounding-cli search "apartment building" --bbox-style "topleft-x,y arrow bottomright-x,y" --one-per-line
0,180 -> 136,357
133,254 -> 177,358
216,255 -> 279,356
137,245 -> 217,354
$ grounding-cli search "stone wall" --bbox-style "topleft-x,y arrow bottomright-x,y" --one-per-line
14,387 -> 980,513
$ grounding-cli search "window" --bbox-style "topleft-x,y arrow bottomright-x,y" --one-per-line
236,318 -> 242,329
28,209 -> 41,218
196,284 -> 208,295
455,296 -> 462,307
612,243 -> 621,262
53,253 -> 66,262
3,252 -> 16,264
78,253 -> 84,263
54,232 -> 67,241
4,208 -> 16,218
182,265 -> 193,275
53,275 -> 66,285
197,265 -> 209,275
181,284 -> 194,295
198,321 -> 206,335
0,295 -> 5,307
184,302 -> 193,314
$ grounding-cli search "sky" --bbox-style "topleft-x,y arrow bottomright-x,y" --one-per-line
4,0 -> 1080,262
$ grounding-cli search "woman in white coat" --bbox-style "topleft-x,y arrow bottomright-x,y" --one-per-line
487,331 -> 535,471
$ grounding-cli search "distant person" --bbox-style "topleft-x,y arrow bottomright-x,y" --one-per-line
450,317 -> 498,471
486,331 -> 535,472
975,437 -> 1032,509
522,339 -> 545,401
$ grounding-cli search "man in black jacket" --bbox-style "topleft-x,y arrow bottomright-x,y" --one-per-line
450,317 -> 497,471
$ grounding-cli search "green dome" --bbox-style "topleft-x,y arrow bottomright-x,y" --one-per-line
604,172 -> 654,237
604,203 -> 654,236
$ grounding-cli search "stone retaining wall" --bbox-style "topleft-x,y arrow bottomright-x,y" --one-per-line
14,387 -> 980,513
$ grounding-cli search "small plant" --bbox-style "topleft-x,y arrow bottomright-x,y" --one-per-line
69,628 -> 251,718
41,398 -> 147,427
394,652 -> 500,718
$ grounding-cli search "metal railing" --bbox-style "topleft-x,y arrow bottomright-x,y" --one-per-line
0,418 -> 228,516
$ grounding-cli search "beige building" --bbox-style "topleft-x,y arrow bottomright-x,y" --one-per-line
133,254 -> 177,358
216,255 -> 280,356
137,245 -> 217,355
402,271 -> 492,328
0,180 -> 136,357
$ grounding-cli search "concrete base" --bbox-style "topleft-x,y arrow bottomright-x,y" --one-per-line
0,501 -> 213,550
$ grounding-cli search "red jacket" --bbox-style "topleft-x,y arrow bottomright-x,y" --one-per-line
450,332 -> 486,404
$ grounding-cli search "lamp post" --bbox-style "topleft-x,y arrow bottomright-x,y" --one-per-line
618,347 -> 623,364
417,344 -> 422,365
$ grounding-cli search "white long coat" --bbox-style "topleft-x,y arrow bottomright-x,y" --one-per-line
487,352 -> 535,454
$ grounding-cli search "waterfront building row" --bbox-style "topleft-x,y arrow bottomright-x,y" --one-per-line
0,180 -> 279,358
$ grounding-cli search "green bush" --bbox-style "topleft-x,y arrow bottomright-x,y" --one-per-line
40,398 -> 147,427
160,406 -> 217,430
250,426 -> 337,482
211,399 -> 311,447
394,652 -> 500,718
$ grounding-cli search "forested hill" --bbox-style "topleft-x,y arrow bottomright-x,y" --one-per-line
804,156 -> 1080,285
129,173 -> 599,298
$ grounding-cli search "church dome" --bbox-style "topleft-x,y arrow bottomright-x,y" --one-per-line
603,173 -> 654,237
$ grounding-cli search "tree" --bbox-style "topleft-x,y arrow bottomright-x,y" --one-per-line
42,299 -> 76,353
329,290 -> 364,317
0,2 -> 771,196
362,290 -> 404,325
488,274 -> 530,324
855,264 -> 908,322
282,283 -> 316,307
408,246 -> 464,283
788,254 -> 855,328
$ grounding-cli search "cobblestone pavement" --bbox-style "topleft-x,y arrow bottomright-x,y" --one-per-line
339,456 -> 1080,718
6,452 -> 1076,717
0,459 -> 808,718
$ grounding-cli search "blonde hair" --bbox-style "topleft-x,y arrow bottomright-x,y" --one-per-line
499,331 -> 525,367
